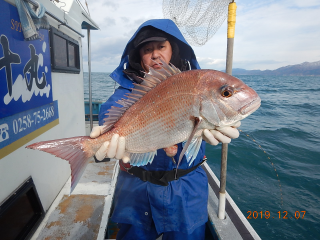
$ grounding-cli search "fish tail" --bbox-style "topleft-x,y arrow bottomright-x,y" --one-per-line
26,136 -> 94,192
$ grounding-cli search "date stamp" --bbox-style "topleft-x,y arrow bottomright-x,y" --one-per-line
247,211 -> 306,219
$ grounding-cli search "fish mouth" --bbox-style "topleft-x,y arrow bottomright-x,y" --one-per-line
240,97 -> 261,115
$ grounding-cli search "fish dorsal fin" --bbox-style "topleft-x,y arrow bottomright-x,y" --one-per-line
102,60 -> 180,131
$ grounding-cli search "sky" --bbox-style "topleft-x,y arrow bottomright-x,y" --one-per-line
76,0 -> 320,72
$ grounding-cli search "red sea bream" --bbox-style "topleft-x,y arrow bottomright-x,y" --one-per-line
27,61 -> 261,191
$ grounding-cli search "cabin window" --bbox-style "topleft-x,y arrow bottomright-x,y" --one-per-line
50,27 -> 80,73
0,177 -> 45,240
68,43 -> 76,67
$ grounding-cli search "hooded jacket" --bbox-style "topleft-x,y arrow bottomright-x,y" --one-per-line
99,19 -> 208,235
109,19 -> 200,89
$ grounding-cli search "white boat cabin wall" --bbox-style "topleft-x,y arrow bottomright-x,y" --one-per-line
0,0 -> 98,238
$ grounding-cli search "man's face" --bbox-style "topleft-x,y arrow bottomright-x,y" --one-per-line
139,40 -> 172,72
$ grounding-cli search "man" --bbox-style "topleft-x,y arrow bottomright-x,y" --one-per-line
90,19 -> 240,240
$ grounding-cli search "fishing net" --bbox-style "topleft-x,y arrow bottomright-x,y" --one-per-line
163,0 -> 231,46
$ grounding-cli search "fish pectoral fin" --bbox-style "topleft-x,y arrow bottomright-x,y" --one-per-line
128,151 -> 157,166
182,136 -> 203,166
177,117 -> 203,170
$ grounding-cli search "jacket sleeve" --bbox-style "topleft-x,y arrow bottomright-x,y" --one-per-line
98,86 -> 131,126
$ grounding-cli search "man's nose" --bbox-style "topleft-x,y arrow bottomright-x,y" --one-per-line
151,49 -> 160,59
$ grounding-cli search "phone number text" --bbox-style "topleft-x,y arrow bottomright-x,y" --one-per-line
12,106 -> 55,134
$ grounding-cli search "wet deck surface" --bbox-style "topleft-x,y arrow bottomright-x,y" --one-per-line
34,159 -> 118,240
38,195 -> 105,239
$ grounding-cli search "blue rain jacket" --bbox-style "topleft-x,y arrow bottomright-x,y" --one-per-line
99,19 -> 208,234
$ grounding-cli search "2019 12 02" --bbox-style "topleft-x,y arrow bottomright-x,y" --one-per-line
247,211 -> 306,219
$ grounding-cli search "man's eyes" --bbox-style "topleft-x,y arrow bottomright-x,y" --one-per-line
143,45 -> 165,52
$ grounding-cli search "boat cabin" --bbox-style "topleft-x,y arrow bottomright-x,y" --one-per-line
0,0 -> 100,238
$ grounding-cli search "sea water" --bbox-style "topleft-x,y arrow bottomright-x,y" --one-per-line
84,73 -> 320,239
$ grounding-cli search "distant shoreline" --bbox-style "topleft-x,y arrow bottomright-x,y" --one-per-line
222,60 -> 320,76
84,60 -> 320,76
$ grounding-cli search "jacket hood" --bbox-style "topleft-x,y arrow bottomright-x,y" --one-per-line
110,19 -> 201,89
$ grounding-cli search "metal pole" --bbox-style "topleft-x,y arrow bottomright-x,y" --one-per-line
218,143 -> 228,219
218,0 -> 237,220
87,27 -> 93,131
226,37 -> 234,75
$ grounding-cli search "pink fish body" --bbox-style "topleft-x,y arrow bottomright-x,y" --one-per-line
27,63 -> 261,191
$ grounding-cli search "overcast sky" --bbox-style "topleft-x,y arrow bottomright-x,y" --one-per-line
78,0 -> 320,72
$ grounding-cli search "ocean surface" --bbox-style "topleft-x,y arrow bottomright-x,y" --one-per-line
84,73 -> 320,239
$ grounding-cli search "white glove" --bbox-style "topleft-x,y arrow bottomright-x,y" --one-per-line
90,126 -> 130,162
203,121 -> 241,146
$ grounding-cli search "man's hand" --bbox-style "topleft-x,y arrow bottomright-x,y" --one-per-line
203,121 -> 241,146
90,126 -> 130,162
163,121 -> 241,157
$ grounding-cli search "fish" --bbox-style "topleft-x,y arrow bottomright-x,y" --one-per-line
26,60 -> 261,191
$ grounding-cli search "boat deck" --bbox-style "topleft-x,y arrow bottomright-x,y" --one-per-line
31,158 -> 119,240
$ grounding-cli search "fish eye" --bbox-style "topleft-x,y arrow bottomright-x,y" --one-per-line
221,87 -> 234,98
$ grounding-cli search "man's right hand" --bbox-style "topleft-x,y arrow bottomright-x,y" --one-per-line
90,126 -> 130,162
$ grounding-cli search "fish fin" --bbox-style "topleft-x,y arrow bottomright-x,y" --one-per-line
128,151 -> 157,166
176,117 -> 203,172
182,136 -> 203,166
102,106 -> 127,132
26,136 -> 93,193
158,58 -> 181,75
102,62 -> 180,128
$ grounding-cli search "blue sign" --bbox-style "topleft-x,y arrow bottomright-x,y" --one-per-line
0,0 -> 53,119
0,0 -> 59,157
